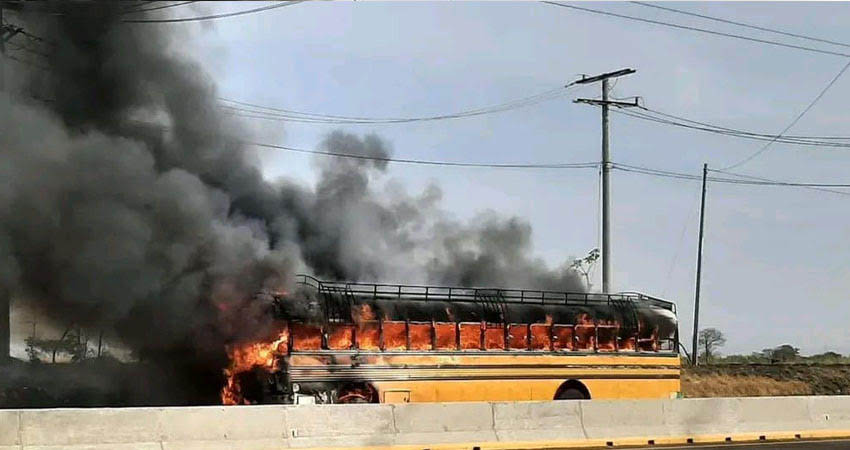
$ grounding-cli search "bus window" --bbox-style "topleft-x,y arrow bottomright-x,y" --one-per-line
434,322 -> 456,350
327,324 -> 354,350
291,323 -> 322,351
638,325 -> 659,352
383,321 -> 407,351
530,324 -> 551,350
508,324 -> 529,350
408,322 -> 432,350
356,321 -> 380,350
574,324 -> 595,351
459,322 -> 482,350
619,335 -> 637,352
552,325 -> 574,351
483,325 -> 505,350
597,324 -> 618,352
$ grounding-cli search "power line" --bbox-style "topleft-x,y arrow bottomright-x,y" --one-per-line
121,1 -> 197,14
631,107 -> 850,141
542,2 -> 850,59
246,140 -> 850,195
245,140 -> 600,169
721,58 -> 850,170
613,163 -> 850,196
610,107 -> 850,149
219,85 -> 576,124
709,168 -> 850,197
123,1 -> 305,24
630,2 -> 850,50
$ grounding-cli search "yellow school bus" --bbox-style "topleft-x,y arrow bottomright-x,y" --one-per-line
244,275 -> 680,404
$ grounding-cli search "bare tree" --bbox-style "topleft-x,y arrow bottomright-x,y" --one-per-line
698,328 -> 726,365
570,248 -> 600,291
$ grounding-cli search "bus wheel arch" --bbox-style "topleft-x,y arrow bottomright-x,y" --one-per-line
554,380 -> 591,400
336,383 -> 378,404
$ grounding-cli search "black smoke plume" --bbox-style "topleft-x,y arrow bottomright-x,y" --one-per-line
0,3 -> 583,405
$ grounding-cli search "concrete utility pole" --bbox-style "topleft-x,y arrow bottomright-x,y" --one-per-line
692,163 -> 709,366
1,4 -> 5,93
574,68 -> 637,293
0,5 -> 7,362
0,5 -> 23,95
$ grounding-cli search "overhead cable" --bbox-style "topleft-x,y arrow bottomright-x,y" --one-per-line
710,167 -> 850,197
613,163 -> 850,196
122,1 -> 198,14
610,107 -> 850,149
123,1 -> 305,23
244,141 -> 600,169
630,2 -> 850,50
542,2 -> 850,58
219,85 -> 575,124
721,58 -> 850,170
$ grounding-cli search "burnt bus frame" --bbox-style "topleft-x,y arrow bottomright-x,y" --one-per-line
295,274 -> 676,311
281,274 -> 679,353
285,318 -> 677,355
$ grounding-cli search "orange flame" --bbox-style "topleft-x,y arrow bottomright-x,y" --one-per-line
508,324 -> 528,350
408,323 -> 432,350
530,323 -> 551,350
221,325 -> 289,405
484,325 -> 505,350
357,321 -> 381,350
328,324 -> 354,350
383,321 -> 407,350
459,322 -> 481,350
434,322 -> 456,350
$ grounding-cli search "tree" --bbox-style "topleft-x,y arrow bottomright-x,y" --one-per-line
570,248 -> 600,290
762,344 -> 800,363
697,328 -> 726,364
28,326 -> 81,363
24,336 -> 41,363
811,351 -> 843,363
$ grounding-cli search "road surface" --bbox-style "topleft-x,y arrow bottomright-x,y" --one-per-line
618,439 -> 850,449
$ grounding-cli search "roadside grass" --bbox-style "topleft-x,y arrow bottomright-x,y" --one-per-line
682,372 -> 812,398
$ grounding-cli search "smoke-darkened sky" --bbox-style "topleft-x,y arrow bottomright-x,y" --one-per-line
2,1 -> 583,370
179,1 -> 850,355
5,2 -> 850,358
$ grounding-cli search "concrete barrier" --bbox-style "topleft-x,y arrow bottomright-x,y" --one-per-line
3,397 -> 850,449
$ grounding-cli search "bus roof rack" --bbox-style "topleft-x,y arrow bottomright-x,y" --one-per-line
294,274 -> 675,312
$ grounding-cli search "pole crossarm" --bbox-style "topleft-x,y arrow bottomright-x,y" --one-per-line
573,68 -> 636,85
574,98 -> 640,108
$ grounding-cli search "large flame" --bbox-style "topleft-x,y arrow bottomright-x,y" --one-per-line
220,308 -> 663,403
221,326 -> 289,405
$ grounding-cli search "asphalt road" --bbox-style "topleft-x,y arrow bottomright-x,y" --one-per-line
618,440 -> 850,449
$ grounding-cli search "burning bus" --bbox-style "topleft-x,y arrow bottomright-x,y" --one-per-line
222,274 -> 680,405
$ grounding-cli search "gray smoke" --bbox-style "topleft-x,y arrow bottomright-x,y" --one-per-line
0,3 -> 583,403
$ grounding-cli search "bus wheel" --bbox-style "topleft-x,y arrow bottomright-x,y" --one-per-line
336,384 -> 378,404
554,380 -> 590,400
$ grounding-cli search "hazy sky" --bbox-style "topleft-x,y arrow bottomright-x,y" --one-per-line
16,1 -> 850,357
191,1 -> 850,356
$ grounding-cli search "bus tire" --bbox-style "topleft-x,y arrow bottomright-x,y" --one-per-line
554,380 -> 590,400
336,383 -> 378,404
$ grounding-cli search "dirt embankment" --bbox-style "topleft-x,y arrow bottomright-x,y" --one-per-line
683,364 -> 850,397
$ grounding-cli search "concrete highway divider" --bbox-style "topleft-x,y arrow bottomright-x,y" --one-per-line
3,397 -> 850,449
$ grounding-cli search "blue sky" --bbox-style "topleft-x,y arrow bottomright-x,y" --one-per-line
155,1 -> 850,355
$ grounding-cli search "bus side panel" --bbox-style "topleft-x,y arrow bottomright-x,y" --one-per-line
373,378 -> 680,403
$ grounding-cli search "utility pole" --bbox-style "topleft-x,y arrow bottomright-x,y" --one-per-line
1,4 -> 5,93
692,163 -> 709,365
0,5 -> 23,94
574,68 -> 638,293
